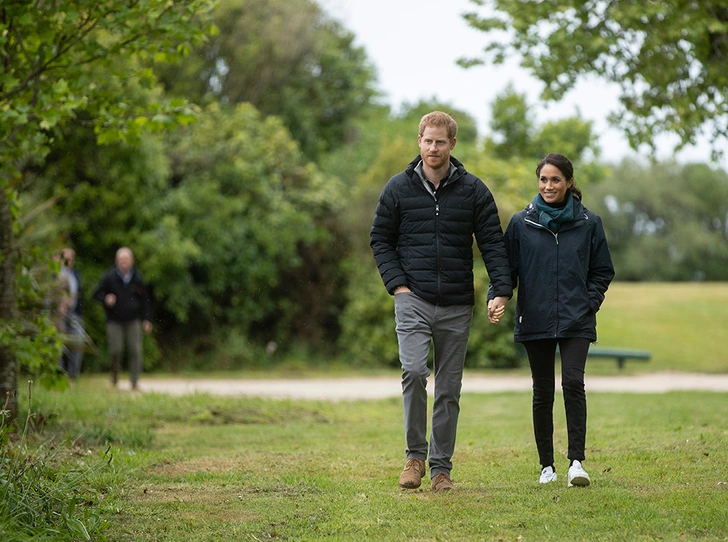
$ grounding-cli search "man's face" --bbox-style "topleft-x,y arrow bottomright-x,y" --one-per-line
116,252 -> 134,275
418,125 -> 454,170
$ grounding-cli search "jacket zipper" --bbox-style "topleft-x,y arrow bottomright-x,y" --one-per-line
418,169 -> 456,303
525,217 -> 559,335
435,197 -> 441,298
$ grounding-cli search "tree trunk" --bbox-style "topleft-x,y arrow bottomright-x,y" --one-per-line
0,189 -> 18,422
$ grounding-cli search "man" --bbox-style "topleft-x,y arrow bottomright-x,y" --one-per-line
370,111 -> 512,491
58,247 -> 85,379
93,247 -> 152,390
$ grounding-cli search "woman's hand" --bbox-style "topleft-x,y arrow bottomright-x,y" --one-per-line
487,296 -> 508,324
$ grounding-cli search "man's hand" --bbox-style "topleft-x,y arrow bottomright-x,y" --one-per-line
143,320 -> 153,334
104,293 -> 116,308
393,286 -> 411,295
487,296 -> 508,324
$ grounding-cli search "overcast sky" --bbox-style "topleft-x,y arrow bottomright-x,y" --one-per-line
323,0 -> 725,167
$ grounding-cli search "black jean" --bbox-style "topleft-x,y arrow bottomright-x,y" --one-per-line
523,337 -> 591,468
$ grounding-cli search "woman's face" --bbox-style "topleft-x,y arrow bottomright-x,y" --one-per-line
538,163 -> 573,204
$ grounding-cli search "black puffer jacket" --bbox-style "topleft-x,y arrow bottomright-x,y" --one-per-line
370,156 -> 512,306
504,197 -> 614,342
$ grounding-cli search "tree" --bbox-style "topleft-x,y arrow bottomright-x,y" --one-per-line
32,101 -> 348,365
0,0 -> 216,421
589,159 -> 728,281
487,84 -> 534,159
158,103 -> 347,349
484,85 -> 600,162
157,0 -> 377,159
461,0 -> 728,157
23,121 -> 179,373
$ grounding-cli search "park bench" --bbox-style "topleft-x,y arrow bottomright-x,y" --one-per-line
586,346 -> 651,369
518,344 -> 652,370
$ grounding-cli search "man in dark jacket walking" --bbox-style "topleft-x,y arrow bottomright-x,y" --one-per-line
93,247 -> 152,390
370,111 -> 512,491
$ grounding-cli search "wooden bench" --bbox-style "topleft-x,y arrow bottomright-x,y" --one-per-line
585,346 -> 651,369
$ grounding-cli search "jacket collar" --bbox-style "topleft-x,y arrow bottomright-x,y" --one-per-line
405,155 -> 466,181
524,197 -> 588,230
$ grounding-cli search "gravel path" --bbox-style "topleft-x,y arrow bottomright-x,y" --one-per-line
120,372 -> 728,400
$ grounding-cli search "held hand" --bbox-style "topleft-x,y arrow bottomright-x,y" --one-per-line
143,320 -> 153,334
487,296 -> 508,324
104,293 -> 116,308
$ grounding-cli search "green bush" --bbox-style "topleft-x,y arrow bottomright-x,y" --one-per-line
338,258 -> 400,367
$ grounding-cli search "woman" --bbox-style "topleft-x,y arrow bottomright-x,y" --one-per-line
503,153 -> 614,487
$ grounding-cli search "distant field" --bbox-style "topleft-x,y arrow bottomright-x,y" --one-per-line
595,282 -> 728,373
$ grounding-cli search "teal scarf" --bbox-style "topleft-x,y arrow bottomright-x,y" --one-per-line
531,193 -> 575,232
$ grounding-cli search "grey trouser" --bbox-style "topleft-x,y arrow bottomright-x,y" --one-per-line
106,320 -> 143,388
394,292 -> 473,477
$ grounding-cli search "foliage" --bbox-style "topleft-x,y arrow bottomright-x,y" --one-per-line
0,383 -> 110,541
589,159 -> 728,280
157,103 -> 348,348
1,191 -> 66,389
0,0 -> 218,419
29,101 -> 349,361
157,0 -> 377,159
483,84 -> 602,164
23,122 -> 174,372
337,258 -> 400,367
0,0 -> 216,180
461,0 -> 728,157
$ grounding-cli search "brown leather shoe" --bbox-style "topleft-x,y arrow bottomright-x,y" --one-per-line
431,472 -> 455,492
399,458 -> 426,489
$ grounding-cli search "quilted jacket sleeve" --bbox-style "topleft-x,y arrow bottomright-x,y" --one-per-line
370,178 -> 408,294
473,181 -> 513,299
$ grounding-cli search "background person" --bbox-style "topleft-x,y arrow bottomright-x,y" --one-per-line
501,153 -> 614,487
93,247 -> 152,390
370,111 -> 512,492
58,247 -> 85,379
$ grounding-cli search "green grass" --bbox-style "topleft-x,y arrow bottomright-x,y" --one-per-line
14,380 -> 728,541
4,282 -> 727,539
593,282 -> 728,373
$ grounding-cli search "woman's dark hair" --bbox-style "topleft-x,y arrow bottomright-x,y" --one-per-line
536,153 -> 582,201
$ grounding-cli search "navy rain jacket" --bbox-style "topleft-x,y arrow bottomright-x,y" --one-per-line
504,197 -> 615,342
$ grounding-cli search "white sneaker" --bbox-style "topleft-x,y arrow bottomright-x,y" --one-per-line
567,460 -> 590,487
539,466 -> 557,484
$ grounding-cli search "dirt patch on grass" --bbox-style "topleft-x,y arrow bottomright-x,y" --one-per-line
148,456 -> 242,477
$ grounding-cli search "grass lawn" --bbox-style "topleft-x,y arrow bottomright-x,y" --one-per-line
587,282 -> 728,373
5,282 -> 727,540
23,381 -> 728,541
